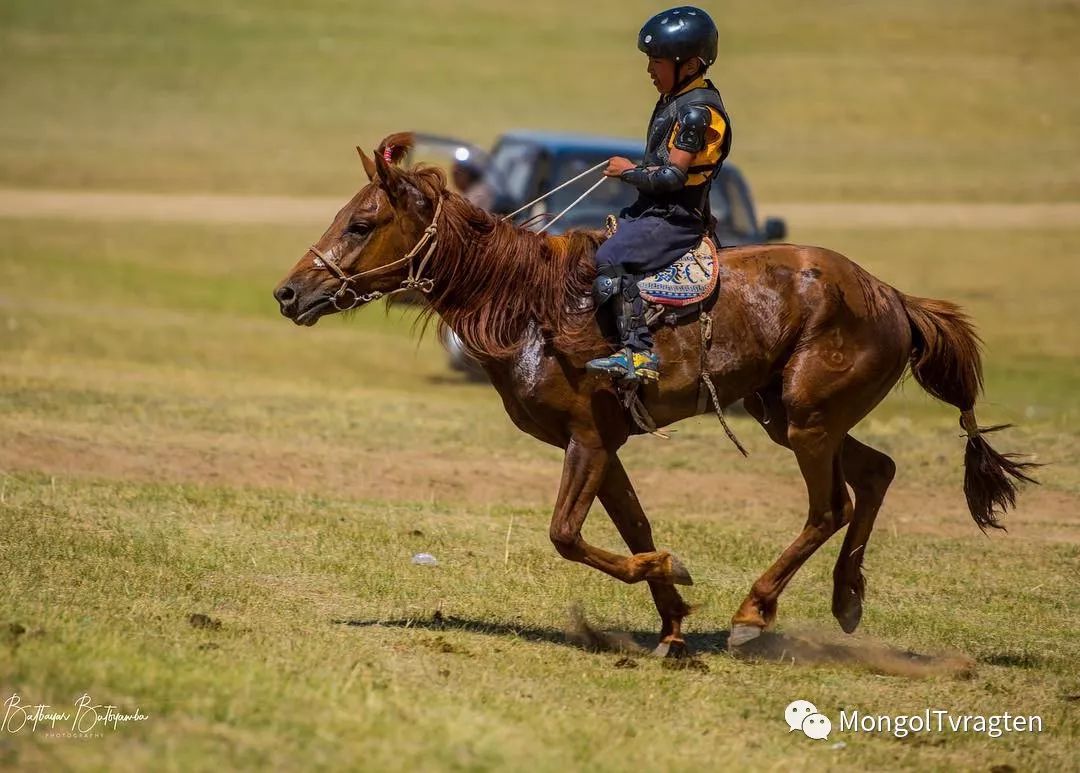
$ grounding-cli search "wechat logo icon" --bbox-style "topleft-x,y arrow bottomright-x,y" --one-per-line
785,699 -> 832,740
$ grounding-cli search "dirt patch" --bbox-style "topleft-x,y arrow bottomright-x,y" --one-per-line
0,188 -> 339,225
2,187 -> 1078,229
770,202 -> 1080,230
1,427 -> 1075,543
188,613 -> 222,631
0,427 -> 557,508
732,626 -> 976,678
564,605 -> 643,654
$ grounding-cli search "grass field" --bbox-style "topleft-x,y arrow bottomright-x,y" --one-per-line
2,0 -> 1079,202
2,0 -> 1079,770
2,217 -> 1078,770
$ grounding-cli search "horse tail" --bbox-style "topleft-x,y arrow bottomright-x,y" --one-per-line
900,294 -> 1038,531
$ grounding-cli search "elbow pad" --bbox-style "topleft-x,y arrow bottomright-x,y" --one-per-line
620,164 -> 689,194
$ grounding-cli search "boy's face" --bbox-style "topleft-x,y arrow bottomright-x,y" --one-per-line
647,57 -> 677,94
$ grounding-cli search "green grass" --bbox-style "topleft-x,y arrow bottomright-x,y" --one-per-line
2,1 -> 1079,767
1,217 -> 1078,770
2,473 -> 1077,771
1,0 -> 1079,201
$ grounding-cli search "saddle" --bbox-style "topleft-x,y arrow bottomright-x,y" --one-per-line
638,235 -> 720,327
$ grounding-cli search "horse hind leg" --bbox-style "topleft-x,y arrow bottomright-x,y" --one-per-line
832,435 -> 896,633
730,420 -> 853,646
733,319 -> 905,645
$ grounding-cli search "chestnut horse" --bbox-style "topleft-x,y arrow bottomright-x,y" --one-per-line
274,134 -> 1035,655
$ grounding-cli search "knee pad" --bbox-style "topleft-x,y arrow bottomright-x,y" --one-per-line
592,265 -> 624,307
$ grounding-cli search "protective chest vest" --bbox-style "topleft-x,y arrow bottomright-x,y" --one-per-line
636,80 -> 731,223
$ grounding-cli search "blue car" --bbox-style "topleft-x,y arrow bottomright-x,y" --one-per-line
417,130 -> 785,244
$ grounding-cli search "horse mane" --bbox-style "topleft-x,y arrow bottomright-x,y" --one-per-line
399,165 -> 605,359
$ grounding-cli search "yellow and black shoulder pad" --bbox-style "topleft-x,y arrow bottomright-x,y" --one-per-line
673,104 -> 712,153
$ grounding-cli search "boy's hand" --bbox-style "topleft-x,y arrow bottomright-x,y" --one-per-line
604,157 -> 637,177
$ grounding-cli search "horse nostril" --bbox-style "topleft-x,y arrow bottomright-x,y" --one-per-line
275,284 -> 296,305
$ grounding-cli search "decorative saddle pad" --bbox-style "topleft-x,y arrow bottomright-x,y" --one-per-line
638,236 -> 719,307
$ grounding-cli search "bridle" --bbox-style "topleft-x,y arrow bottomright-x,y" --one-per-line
307,195 -> 443,311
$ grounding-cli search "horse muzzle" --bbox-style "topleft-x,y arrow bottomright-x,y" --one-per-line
274,281 -> 332,326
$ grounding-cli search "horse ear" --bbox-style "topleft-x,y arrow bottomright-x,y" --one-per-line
372,144 -> 410,205
356,146 -> 378,182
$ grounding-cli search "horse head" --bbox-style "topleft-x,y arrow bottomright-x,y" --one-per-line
273,132 -> 442,325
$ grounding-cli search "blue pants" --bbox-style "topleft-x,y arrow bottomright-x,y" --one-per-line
594,214 -> 705,274
593,214 -> 705,351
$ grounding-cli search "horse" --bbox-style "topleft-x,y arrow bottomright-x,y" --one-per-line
273,132 -> 1036,655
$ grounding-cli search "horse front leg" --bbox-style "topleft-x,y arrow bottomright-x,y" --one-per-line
548,438 -> 692,587
598,454 -> 694,656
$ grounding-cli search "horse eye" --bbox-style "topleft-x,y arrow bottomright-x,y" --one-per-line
345,222 -> 371,237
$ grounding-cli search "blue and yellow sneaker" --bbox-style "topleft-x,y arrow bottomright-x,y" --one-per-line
586,348 -> 660,382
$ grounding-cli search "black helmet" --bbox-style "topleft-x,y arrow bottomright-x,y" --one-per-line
637,6 -> 718,67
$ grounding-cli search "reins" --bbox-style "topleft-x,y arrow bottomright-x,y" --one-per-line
501,160 -> 609,233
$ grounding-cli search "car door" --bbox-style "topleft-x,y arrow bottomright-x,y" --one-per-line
711,166 -> 761,245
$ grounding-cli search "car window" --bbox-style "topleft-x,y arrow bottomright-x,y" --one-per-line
718,171 -> 756,237
548,153 -> 638,214
499,145 -> 757,238
709,184 -> 731,227
485,140 -> 539,205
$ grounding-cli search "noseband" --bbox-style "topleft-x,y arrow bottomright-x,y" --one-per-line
307,196 -> 443,311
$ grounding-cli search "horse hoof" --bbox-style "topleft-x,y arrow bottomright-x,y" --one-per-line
668,553 -> 694,586
728,623 -> 763,648
833,599 -> 863,634
829,587 -> 864,634
653,639 -> 688,659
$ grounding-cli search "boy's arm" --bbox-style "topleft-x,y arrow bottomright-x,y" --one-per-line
617,151 -> 692,193
616,104 -> 711,194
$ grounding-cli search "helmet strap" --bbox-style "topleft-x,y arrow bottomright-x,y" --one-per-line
671,60 -> 699,94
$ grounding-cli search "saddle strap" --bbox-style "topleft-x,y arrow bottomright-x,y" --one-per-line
699,314 -> 749,457
621,384 -> 669,439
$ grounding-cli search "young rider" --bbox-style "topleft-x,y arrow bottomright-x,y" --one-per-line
586,6 -> 732,383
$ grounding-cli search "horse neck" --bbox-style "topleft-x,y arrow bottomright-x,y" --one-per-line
421,197 -> 598,360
